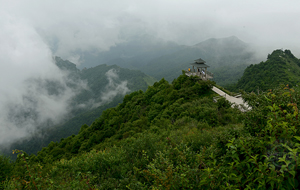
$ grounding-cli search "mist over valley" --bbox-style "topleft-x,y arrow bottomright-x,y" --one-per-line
1,1 -> 300,189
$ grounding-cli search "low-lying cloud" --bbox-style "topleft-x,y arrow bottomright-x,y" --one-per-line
101,69 -> 130,102
2,0 -> 300,64
1,0 -> 300,148
0,15 -> 86,148
92,69 -> 130,108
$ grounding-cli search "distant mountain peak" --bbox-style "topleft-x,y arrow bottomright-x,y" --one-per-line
54,56 -> 79,72
193,36 -> 246,47
225,35 -> 240,40
235,49 -> 300,92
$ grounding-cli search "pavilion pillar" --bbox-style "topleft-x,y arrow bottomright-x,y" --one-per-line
200,68 -> 203,79
188,58 -> 211,80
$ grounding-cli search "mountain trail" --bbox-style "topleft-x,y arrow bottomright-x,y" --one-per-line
212,86 -> 251,112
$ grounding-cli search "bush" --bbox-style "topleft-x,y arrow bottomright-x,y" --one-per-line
0,153 -> 12,185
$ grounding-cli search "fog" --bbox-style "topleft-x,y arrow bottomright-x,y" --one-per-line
2,0 -> 300,63
1,0 -> 300,147
0,14 -> 86,147
91,69 -> 130,108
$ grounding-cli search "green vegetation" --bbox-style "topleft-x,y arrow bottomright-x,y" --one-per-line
142,76 -> 157,86
0,153 -> 12,188
1,74 -> 244,189
87,35 -> 258,86
6,58 -> 157,157
3,58 -> 300,188
231,49 -> 300,92
140,36 -> 257,86
2,71 -> 300,189
214,83 -> 239,96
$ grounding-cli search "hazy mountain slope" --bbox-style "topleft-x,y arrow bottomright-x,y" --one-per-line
140,36 -> 257,85
29,75 -> 237,163
5,70 -> 300,189
78,34 -> 185,69
235,49 -> 300,92
72,63 -> 156,114
9,96 -> 123,156
5,58 -> 156,156
76,36 -> 258,86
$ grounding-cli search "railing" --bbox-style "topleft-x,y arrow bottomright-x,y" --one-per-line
185,70 -> 213,80
206,71 -> 214,77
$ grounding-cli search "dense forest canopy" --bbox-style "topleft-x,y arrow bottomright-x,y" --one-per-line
232,49 -> 300,92
3,1 -> 300,188
2,69 -> 300,189
82,36 -> 258,86
131,36 -> 258,86
2,58 -> 156,158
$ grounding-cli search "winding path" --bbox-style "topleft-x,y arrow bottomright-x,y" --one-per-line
212,86 -> 251,112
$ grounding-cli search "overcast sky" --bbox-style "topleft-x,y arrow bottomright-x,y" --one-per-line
1,0 -> 300,147
1,0 -> 300,62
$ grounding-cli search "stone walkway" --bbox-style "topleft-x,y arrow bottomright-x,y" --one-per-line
212,86 -> 251,112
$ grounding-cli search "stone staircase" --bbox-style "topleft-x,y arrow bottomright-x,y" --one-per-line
212,86 -> 251,112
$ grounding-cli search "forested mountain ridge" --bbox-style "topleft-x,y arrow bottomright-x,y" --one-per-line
2,71 -> 300,188
78,34 -> 185,70
29,76 -> 225,163
55,56 -> 80,72
3,57 -> 156,157
140,36 -> 257,86
234,49 -> 300,92
77,36 -> 258,86
2,74 -> 243,188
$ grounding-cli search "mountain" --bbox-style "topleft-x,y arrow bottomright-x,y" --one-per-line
76,36 -> 257,86
55,56 -> 80,72
140,36 -> 257,86
4,57 -> 156,156
4,72 -> 300,189
5,36 -> 257,156
11,75 -> 242,175
234,49 -> 300,92
78,34 -> 185,70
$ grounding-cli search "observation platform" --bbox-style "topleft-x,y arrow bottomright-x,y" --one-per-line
185,58 -> 213,80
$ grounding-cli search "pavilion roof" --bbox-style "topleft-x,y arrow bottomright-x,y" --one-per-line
194,58 -> 206,63
190,58 -> 209,68
190,62 -> 210,68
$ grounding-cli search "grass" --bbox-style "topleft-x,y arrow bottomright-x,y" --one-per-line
143,76 -> 158,86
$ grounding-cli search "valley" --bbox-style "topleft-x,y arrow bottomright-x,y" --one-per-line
2,40 -> 300,189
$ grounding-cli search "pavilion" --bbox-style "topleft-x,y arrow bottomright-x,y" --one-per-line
185,58 -> 213,80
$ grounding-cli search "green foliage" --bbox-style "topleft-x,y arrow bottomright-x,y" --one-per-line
234,49 -> 300,92
10,71 -> 300,188
7,61 -> 155,157
5,73 -> 248,189
217,97 -> 232,109
19,75 -> 220,164
0,153 -> 13,189
139,36 -> 257,86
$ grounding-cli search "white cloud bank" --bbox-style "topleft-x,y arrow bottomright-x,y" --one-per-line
2,0 -> 300,63
0,14 -> 84,147
101,69 -> 130,102
1,0 -> 300,147
91,69 -> 130,108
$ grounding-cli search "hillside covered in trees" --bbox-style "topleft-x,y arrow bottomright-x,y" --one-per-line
81,36 -> 258,86
2,72 -> 300,189
140,36 -> 257,86
232,49 -> 300,92
2,57 -> 156,157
